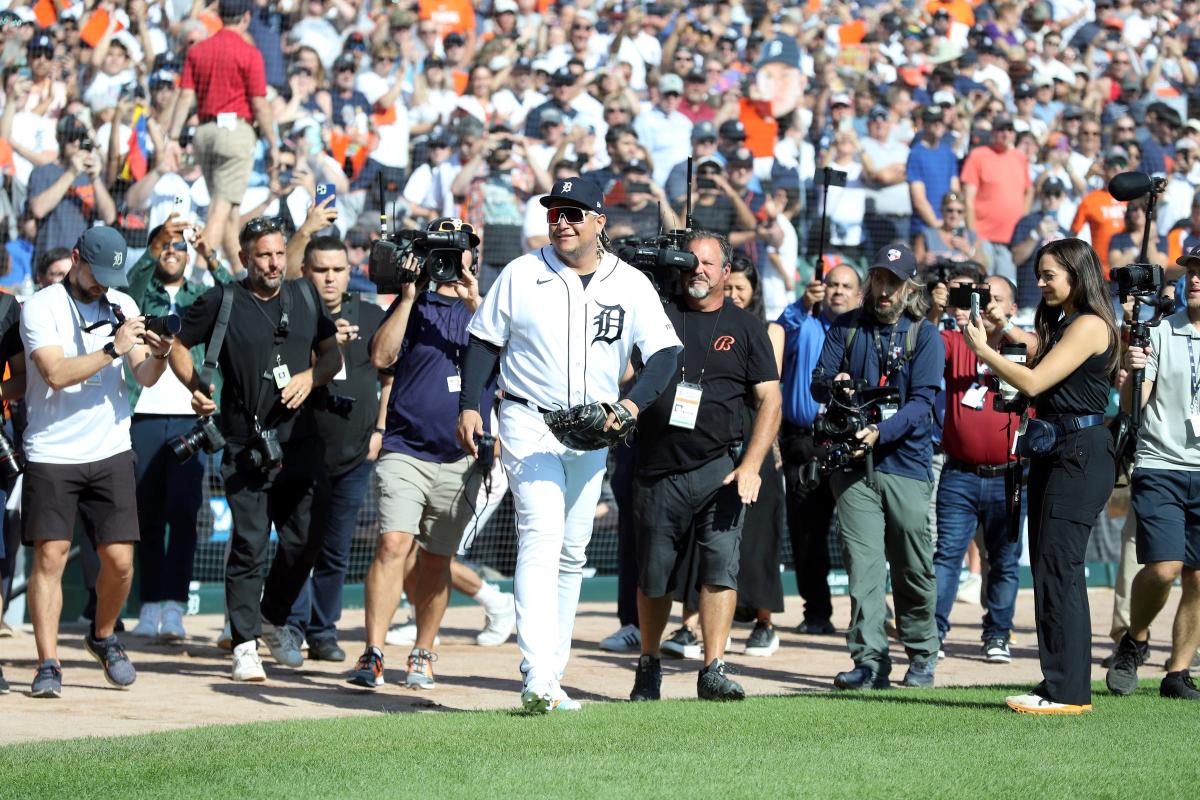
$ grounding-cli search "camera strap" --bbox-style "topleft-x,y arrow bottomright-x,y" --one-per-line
1188,336 -> 1200,412
201,282 -> 236,388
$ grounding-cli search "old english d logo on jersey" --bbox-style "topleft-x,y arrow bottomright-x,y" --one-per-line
714,335 -> 735,351
592,302 -> 626,344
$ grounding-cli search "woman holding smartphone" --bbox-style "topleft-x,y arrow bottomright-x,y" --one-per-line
963,238 -> 1119,715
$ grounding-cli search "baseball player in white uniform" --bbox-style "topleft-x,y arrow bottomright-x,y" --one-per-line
456,177 -> 682,712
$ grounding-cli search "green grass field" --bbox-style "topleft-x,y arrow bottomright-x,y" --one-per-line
2,684 -> 1197,799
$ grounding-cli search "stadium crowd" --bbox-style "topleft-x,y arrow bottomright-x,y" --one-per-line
0,0 -> 1198,713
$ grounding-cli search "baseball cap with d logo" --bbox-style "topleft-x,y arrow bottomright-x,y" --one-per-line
75,227 -> 129,288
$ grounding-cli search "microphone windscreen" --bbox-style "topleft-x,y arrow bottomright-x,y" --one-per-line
1108,171 -> 1152,202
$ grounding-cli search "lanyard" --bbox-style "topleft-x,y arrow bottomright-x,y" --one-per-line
1188,336 -> 1200,411
871,325 -> 901,386
680,302 -> 726,386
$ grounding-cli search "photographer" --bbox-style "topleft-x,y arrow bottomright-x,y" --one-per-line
813,244 -> 944,691
125,218 -> 234,643
170,217 -> 341,682
964,238 -> 1119,715
1105,248 -> 1200,701
347,218 -> 487,691
776,265 -> 863,636
629,231 -> 781,703
22,227 -> 174,698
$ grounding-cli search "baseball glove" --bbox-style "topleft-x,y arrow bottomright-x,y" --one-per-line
543,401 -> 636,451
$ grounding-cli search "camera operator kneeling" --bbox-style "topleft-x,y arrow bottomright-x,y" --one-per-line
169,217 -> 341,682
813,244 -> 945,691
964,238 -> 1119,715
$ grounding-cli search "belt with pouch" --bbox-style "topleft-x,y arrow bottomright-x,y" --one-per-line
1017,413 -> 1105,458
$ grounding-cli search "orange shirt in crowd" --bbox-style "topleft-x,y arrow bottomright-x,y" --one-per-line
418,0 -> 476,37
739,97 -> 778,159
960,146 -> 1031,244
1071,190 -> 1127,276
925,0 -> 975,26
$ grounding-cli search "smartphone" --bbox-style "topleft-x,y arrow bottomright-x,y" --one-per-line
948,284 -> 991,309
970,291 -> 982,325
172,193 -> 187,218
626,181 -> 652,195
316,182 -> 336,209
698,177 -> 717,190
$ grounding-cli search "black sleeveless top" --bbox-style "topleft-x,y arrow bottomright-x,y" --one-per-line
1035,313 -> 1113,418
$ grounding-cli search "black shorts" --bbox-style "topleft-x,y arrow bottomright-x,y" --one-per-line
635,454 -> 745,597
22,451 -> 140,545
1131,467 -> 1200,569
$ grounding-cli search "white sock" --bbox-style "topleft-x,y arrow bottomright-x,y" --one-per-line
473,581 -> 502,608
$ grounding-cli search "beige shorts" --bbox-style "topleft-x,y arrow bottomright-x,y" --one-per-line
192,119 -> 257,205
376,452 -> 482,556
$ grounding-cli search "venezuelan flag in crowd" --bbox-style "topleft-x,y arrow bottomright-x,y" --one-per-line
121,105 -> 151,182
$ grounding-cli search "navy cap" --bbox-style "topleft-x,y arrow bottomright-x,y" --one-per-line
728,147 -> 754,167
868,243 -> 918,282
718,119 -> 746,140
1042,177 -> 1067,194
539,177 -> 604,213
75,227 -> 129,288
28,33 -> 54,53
550,67 -> 576,86
444,32 -> 466,48
218,0 -> 252,17
756,35 -> 801,69
869,105 -> 890,121
692,120 -> 717,141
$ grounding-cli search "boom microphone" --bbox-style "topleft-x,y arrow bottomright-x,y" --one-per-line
1108,171 -> 1152,202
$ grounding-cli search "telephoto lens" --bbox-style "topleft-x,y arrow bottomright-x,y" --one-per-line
144,314 -> 182,337
0,429 -> 23,479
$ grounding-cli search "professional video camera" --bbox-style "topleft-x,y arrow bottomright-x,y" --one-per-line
801,374 -> 901,487
169,415 -> 226,463
369,218 -> 480,294
612,233 -> 698,296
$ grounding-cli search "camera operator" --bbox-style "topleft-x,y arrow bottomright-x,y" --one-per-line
628,231 -> 781,703
1105,248 -> 1200,701
348,218 -> 487,691
775,265 -> 863,636
22,227 -> 175,698
125,217 -> 234,643
284,235 -> 388,663
813,243 -> 944,691
964,238 -> 1119,715
169,217 -> 341,682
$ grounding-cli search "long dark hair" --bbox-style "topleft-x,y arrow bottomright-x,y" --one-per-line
729,253 -> 764,322
1031,238 -> 1120,378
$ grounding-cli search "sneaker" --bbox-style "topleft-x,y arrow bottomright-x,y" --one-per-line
983,637 -> 1012,664
549,685 -> 582,711
795,619 -> 836,636
521,688 -> 553,714
956,573 -> 982,605
1106,632 -> 1149,696
232,641 -> 266,682
476,594 -> 516,647
217,621 -> 232,651
938,648 -> 946,660
385,619 -> 440,647
599,623 -> 642,653
661,626 -> 701,659
158,601 -> 187,643
30,660 -> 62,698
84,633 -> 136,689
1160,670 -> 1200,700
834,664 -> 890,690
1006,692 -> 1092,715
0,666 -> 8,694
697,658 -> 745,701
901,659 -> 936,688
744,621 -> 780,657
261,622 -> 304,668
308,638 -> 347,662
132,602 -> 162,638
347,647 -> 384,689
630,654 -> 662,701
404,648 -> 437,689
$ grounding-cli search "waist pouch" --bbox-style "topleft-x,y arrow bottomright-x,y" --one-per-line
1017,417 -> 1058,457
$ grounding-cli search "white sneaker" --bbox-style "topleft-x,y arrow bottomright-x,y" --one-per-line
476,594 -> 516,646
385,619 -> 439,647
599,624 -> 642,653
132,602 -> 162,638
549,685 -> 582,711
1005,692 -> 1092,715
956,573 -> 983,605
158,601 -> 187,643
232,641 -> 266,682
217,621 -> 232,651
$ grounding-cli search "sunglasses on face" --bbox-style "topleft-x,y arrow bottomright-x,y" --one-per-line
169,241 -> 188,252
944,207 -> 965,214
30,49 -> 54,60
547,206 -> 589,225
1116,126 -> 1135,132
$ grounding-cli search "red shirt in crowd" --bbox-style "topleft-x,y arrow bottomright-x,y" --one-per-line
181,28 -> 267,121
940,329 -> 1023,466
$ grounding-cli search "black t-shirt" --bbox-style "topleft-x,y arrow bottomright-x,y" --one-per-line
316,294 -> 385,476
636,296 -> 778,478
178,279 -> 337,445
0,294 -> 23,365
689,196 -> 737,237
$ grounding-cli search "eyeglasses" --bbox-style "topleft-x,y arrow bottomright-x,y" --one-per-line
604,106 -> 628,114
1081,130 -> 1101,137
374,54 -> 394,63
546,206 -> 589,225
1115,125 -> 1135,133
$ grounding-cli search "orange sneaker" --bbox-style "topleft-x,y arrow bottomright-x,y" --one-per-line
405,648 -> 437,689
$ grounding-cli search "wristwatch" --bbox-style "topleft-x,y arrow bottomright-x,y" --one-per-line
103,342 -> 119,360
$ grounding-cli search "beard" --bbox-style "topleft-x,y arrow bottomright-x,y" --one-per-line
873,301 -> 903,324
250,269 -> 282,293
686,283 -> 710,299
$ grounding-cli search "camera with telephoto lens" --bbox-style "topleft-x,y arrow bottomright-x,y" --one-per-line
243,427 -> 283,473
169,415 -> 226,463
801,373 -> 901,486
613,233 -> 699,298
1112,263 -> 1164,299
0,429 -> 24,479
143,313 -> 181,337
369,217 -> 480,293
992,343 -> 1031,414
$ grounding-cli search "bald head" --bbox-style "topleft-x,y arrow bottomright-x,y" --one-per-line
822,264 -> 863,318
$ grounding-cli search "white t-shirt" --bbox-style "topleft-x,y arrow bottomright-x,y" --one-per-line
8,111 -> 57,187
492,88 -> 546,132
763,214 -> 798,322
356,71 -> 411,170
468,248 -> 682,410
21,283 -> 141,464
403,161 -> 458,218
82,68 -> 137,112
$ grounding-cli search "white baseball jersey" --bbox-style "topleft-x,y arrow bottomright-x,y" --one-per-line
468,246 -> 681,410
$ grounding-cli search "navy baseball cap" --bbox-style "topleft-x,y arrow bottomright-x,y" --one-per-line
868,243 -> 918,282
75,227 -> 129,288
539,177 -> 604,213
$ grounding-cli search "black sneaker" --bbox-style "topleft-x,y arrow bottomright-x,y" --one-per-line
630,654 -> 662,701
1106,633 -> 1149,696
833,664 -> 890,690
795,619 -> 836,636
308,638 -> 347,662
900,659 -> 935,688
1160,670 -> 1200,700
660,626 -> 701,659
0,665 -> 9,694
744,621 -> 780,657
697,658 -> 745,701
84,633 -> 136,688
983,637 -> 1012,664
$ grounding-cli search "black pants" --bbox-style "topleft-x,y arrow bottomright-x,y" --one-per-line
1027,426 -> 1115,706
781,427 -> 835,624
221,437 -> 329,648
612,442 -> 639,628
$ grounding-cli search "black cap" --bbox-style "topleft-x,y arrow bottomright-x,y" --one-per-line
728,147 -> 754,167
333,54 -> 356,72
427,125 -> 452,146
550,67 -> 576,87
718,119 -> 745,140
27,33 -> 54,53
444,32 -> 466,48
1042,177 -> 1067,194
1178,243 -> 1200,269
868,243 -> 918,282
1015,82 -> 1034,99
539,177 -> 604,213
623,158 -> 650,175
218,0 -> 252,17
992,114 -> 1015,131
424,55 -> 446,69
922,106 -> 944,124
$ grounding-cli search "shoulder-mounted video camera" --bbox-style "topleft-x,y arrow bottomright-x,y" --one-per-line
801,373 -> 900,487
369,217 -> 480,294
612,232 -> 698,298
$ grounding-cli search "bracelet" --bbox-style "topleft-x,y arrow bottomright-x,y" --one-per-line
374,427 -> 385,435
154,342 -> 173,360
1000,319 -> 1015,336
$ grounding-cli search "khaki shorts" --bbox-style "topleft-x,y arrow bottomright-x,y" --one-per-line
376,452 -> 482,556
193,119 -> 257,204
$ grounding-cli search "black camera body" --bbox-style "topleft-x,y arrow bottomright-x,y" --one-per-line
369,229 -> 475,293
947,284 -> 991,310
170,415 -> 226,463
613,233 -> 699,298
1112,262 -> 1164,300
143,313 -> 182,337
804,375 -> 901,482
244,427 -> 284,473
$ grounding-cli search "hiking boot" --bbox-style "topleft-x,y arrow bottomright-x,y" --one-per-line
261,622 -> 304,668
630,654 -> 662,701
901,658 -> 936,688
697,658 -> 744,701
307,638 -> 347,662
347,647 -> 384,689
744,621 -> 780,657
983,636 -> 1012,664
834,664 -> 890,690
1106,633 -> 1149,696
31,660 -> 62,698
1160,670 -> 1200,700
84,633 -> 136,688
405,648 -> 437,689
661,626 -> 701,659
